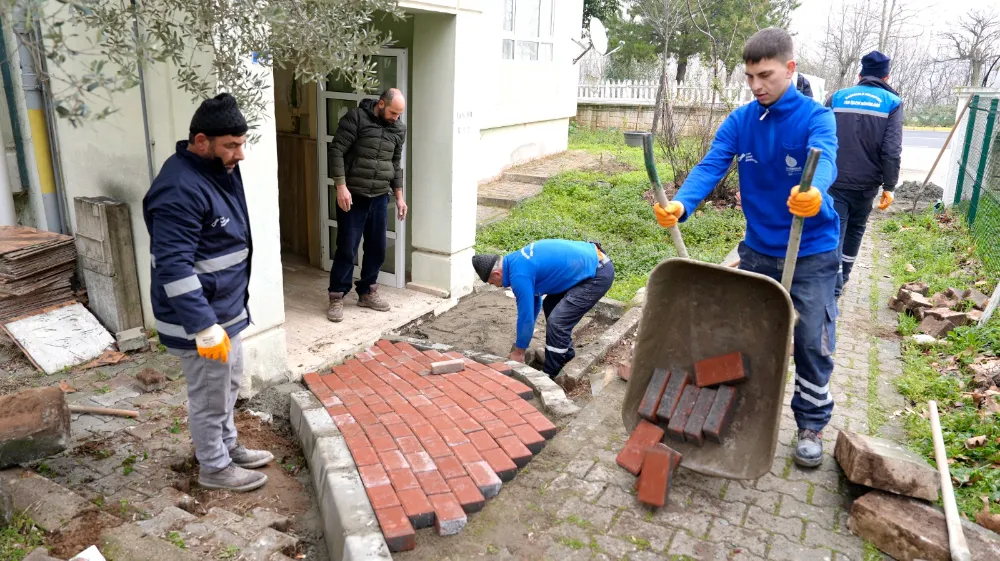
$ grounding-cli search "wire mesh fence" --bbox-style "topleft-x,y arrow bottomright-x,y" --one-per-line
954,95 -> 1000,281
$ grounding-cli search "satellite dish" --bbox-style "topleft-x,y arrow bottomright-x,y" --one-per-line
590,18 -> 609,55
572,17 -> 623,64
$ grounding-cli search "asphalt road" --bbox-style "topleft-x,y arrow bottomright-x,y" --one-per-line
903,129 -> 948,149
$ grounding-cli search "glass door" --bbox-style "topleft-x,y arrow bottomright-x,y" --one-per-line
317,49 -> 408,289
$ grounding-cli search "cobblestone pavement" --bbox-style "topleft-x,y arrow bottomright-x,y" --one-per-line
397,235 -> 905,560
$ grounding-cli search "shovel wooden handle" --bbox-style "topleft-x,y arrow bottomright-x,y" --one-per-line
780,148 -> 823,292
643,133 -> 690,259
929,400 -> 972,561
69,405 -> 139,418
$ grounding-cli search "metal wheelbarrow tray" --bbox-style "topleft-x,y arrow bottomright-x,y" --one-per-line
621,258 -> 794,480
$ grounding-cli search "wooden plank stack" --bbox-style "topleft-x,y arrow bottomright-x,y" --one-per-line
0,226 -> 81,324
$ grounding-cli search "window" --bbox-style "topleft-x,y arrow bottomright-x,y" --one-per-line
502,0 -> 554,61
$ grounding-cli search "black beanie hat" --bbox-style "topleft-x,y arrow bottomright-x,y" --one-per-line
472,254 -> 500,283
190,93 -> 248,137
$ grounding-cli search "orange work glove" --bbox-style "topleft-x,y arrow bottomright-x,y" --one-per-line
787,186 -> 822,218
653,201 -> 685,229
195,324 -> 231,363
878,190 -> 894,211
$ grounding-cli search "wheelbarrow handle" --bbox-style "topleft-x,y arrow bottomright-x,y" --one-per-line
643,133 -> 690,259
780,148 -> 823,292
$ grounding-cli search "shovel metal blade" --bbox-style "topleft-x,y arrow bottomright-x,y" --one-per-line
621,258 -> 795,480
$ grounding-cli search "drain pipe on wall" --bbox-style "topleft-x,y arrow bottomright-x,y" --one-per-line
0,133 -> 15,225
32,19 -> 70,233
13,9 -> 65,233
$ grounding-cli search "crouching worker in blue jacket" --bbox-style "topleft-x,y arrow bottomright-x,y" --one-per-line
472,240 -> 614,379
653,28 -> 841,468
143,93 -> 273,492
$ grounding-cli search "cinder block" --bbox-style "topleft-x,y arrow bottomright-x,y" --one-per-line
694,352 -> 749,387
116,327 -> 147,352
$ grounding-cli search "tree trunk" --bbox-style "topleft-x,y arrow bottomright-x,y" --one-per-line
676,58 -> 688,83
652,54 -> 668,135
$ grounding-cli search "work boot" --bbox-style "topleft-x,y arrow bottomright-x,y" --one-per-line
198,462 -> 268,492
228,444 -> 274,469
794,429 -> 824,468
327,292 -> 344,322
358,287 -> 390,312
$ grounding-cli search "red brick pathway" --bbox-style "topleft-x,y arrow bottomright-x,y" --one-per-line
302,340 -> 558,553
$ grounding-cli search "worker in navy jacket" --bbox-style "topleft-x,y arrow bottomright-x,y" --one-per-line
472,240 -> 614,379
143,93 -> 272,492
654,28 -> 840,468
826,51 -> 902,298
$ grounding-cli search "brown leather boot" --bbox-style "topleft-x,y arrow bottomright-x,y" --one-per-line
327,292 -> 344,322
358,286 -> 390,312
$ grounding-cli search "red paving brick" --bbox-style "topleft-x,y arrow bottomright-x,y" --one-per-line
638,368 -> 671,422
636,443 -> 683,507
448,476 -> 486,513
667,386 -> 701,442
616,420 -> 666,475
434,455 -> 467,480
704,384 -> 738,443
305,342 -> 557,550
416,470 -> 451,496
397,487 -> 435,529
694,351 -> 749,387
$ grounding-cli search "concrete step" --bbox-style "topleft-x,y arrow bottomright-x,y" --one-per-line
476,181 -> 543,209
476,205 -> 509,230
501,171 -> 548,185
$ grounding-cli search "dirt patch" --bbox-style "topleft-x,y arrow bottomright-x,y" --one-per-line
47,511 -> 120,558
401,291 -> 615,360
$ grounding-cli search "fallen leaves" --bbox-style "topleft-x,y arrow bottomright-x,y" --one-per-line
977,497 -> 1000,533
81,349 -> 126,370
58,380 -> 76,393
966,435 -> 988,449
906,263 -> 917,273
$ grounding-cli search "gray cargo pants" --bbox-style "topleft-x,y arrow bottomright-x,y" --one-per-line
168,334 -> 243,473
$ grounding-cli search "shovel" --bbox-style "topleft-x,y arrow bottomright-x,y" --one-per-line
622,133 -> 821,479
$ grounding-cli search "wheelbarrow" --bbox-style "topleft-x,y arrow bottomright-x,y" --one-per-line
621,133 -> 821,480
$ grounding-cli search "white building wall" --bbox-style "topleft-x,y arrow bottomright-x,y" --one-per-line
475,0 -> 584,181
48,45 -> 288,394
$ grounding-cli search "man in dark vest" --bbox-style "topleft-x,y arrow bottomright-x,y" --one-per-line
326,88 -> 408,322
144,93 -> 273,492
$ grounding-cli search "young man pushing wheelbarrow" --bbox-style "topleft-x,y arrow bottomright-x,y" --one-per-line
653,28 -> 841,468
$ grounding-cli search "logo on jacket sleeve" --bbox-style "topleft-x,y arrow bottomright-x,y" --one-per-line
211,216 -> 231,228
785,155 -> 802,176
738,152 -> 758,164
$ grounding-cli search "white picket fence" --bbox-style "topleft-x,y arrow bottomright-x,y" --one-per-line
578,79 -> 753,107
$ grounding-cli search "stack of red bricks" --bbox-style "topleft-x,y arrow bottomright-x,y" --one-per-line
617,351 -> 748,508
302,339 -> 558,553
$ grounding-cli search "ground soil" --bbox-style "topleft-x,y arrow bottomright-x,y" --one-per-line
401,290 -> 615,360
46,511 -> 118,559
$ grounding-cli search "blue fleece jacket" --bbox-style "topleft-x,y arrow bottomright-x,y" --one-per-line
673,83 -> 841,258
502,240 -> 599,349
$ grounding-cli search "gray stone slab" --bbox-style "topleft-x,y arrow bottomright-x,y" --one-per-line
848,490 -> 1000,561
0,469 -> 97,532
100,521 -> 202,561
834,429 -> 940,501
289,390 -> 322,441
137,505 -> 197,537
319,470 -> 386,561
117,327 -> 148,352
342,532 -> 393,561
299,408 -> 340,461
310,435 -> 355,495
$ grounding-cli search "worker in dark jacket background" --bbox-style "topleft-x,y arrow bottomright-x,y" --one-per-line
826,51 -> 902,298
326,88 -> 408,323
143,93 -> 272,492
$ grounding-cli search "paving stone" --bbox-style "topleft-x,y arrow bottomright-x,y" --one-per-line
608,512 -> 671,552
834,429 -> 940,502
136,505 -> 197,537
92,385 -> 141,407
754,473 -> 811,501
556,497 -> 617,532
741,506 -> 803,543
719,481 -> 781,513
563,458 -> 595,479
706,518 -> 769,557
546,473 -> 606,502
648,503 -> 713,537
595,484 -> 640,509
803,520 -> 864,559
779,495 -> 836,529
685,489 -> 747,526
667,530 -> 729,559
584,463 -> 637,489
0,469 -> 96,532
767,536 -> 834,561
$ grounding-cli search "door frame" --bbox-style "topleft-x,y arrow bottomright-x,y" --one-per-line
317,48 -> 408,289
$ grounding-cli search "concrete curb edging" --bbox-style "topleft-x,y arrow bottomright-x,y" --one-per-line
384,335 -> 580,417
290,390 -> 392,561
560,287 -> 646,386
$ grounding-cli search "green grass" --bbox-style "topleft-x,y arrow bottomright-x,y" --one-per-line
882,210 -> 1000,518
476,129 -> 745,302
0,512 -> 46,561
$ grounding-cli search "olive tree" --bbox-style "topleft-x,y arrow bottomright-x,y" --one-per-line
5,0 -> 403,135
